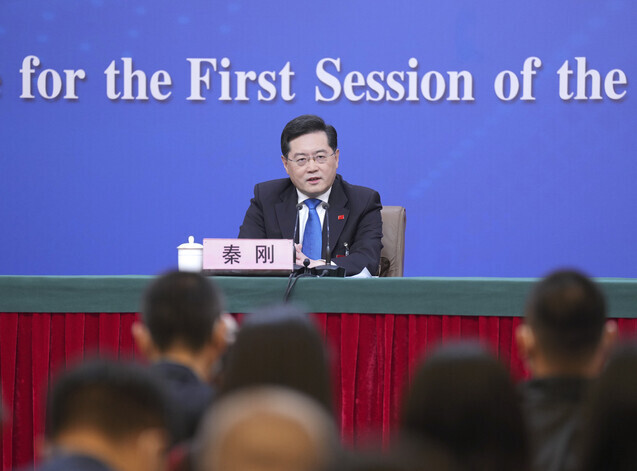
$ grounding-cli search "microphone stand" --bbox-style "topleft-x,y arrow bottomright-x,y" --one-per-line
284,258 -> 314,302
286,201 -> 344,303
313,202 -> 345,277
285,204 -> 318,301
291,203 -> 306,276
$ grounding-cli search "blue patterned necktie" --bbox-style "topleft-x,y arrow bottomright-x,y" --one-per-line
302,198 -> 322,260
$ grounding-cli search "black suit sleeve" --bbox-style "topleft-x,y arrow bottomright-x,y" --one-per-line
238,184 -> 266,238
333,189 -> 383,276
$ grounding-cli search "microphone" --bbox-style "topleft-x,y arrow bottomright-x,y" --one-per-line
293,203 -> 303,245
313,202 -> 345,277
283,256 -> 313,302
321,202 -> 332,265
292,202 -> 303,262
291,203 -> 305,276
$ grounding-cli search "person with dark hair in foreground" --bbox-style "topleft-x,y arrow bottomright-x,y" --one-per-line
194,387 -> 338,471
238,114 -> 383,276
401,342 -> 529,471
132,270 -> 228,443
515,269 -> 617,471
220,304 -> 333,413
576,344 -> 637,471
38,360 -> 170,471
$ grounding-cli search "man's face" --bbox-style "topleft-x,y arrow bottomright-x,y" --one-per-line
281,131 -> 339,198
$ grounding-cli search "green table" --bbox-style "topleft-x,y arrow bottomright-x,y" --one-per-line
2,276 -> 637,317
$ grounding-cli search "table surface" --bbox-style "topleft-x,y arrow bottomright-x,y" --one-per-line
2,275 -> 637,317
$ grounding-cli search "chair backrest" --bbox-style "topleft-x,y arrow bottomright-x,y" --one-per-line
379,206 -> 406,277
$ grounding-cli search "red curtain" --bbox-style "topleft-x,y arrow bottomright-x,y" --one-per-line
1,312 -> 635,470
0,313 -> 140,471
312,313 -> 529,447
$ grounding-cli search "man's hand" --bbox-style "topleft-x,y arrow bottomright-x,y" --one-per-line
294,243 -> 324,268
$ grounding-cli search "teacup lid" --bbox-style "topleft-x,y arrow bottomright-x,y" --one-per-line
177,236 -> 203,249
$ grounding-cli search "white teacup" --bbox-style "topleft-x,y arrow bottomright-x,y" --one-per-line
177,236 -> 203,272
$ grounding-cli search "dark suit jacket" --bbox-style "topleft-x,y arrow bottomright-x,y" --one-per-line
519,377 -> 591,471
34,453 -> 114,471
150,361 -> 215,444
238,174 -> 383,275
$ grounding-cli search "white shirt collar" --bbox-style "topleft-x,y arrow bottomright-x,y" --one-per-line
296,187 -> 332,205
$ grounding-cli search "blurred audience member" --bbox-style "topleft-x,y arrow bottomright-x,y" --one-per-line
329,438 -> 463,471
395,434 -> 466,471
194,387 -> 337,471
576,344 -> 637,471
515,269 -> 616,471
220,304 -> 333,413
39,360 -> 170,471
401,342 -> 529,471
133,271 -> 229,443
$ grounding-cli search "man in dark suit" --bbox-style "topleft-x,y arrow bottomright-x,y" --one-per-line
36,360 -> 170,471
238,114 -> 383,276
515,269 -> 617,471
132,271 -> 228,444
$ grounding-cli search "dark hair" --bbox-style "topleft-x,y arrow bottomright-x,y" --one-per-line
329,442 -> 462,471
525,269 -> 606,360
577,344 -> 637,471
220,304 -> 333,412
47,360 -> 169,440
401,342 -> 529,471
142,270 -> 224,352
280,114 -> 337,157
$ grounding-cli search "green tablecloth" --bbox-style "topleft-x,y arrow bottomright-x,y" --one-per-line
2,276 -> 637,317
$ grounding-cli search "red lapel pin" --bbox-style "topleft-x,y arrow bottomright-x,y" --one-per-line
338,214 -> 345,220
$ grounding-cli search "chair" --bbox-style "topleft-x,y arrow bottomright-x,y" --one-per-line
379,206 -> 406,277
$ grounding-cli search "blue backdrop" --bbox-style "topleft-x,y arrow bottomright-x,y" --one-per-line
1,0 -> 635,277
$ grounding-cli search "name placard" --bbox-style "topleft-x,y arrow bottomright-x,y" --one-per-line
202,238 -> 294,275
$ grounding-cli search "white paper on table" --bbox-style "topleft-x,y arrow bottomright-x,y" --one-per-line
347,267 -> 373,278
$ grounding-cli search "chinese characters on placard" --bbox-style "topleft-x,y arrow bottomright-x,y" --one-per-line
222,244 -> 275,264
256,244 -> 275,264
222,245 -> 241,264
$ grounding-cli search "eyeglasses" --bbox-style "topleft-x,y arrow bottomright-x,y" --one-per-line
286,152 -> 335,167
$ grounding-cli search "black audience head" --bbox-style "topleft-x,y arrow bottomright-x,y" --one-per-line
220,304 -> 333,413
47,359 -> 170,441
577,344 -> 637,471
401,342 -> 529,471
142,270 -> 224,353
525,269 -> 606,361
281,114 -> 337,157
